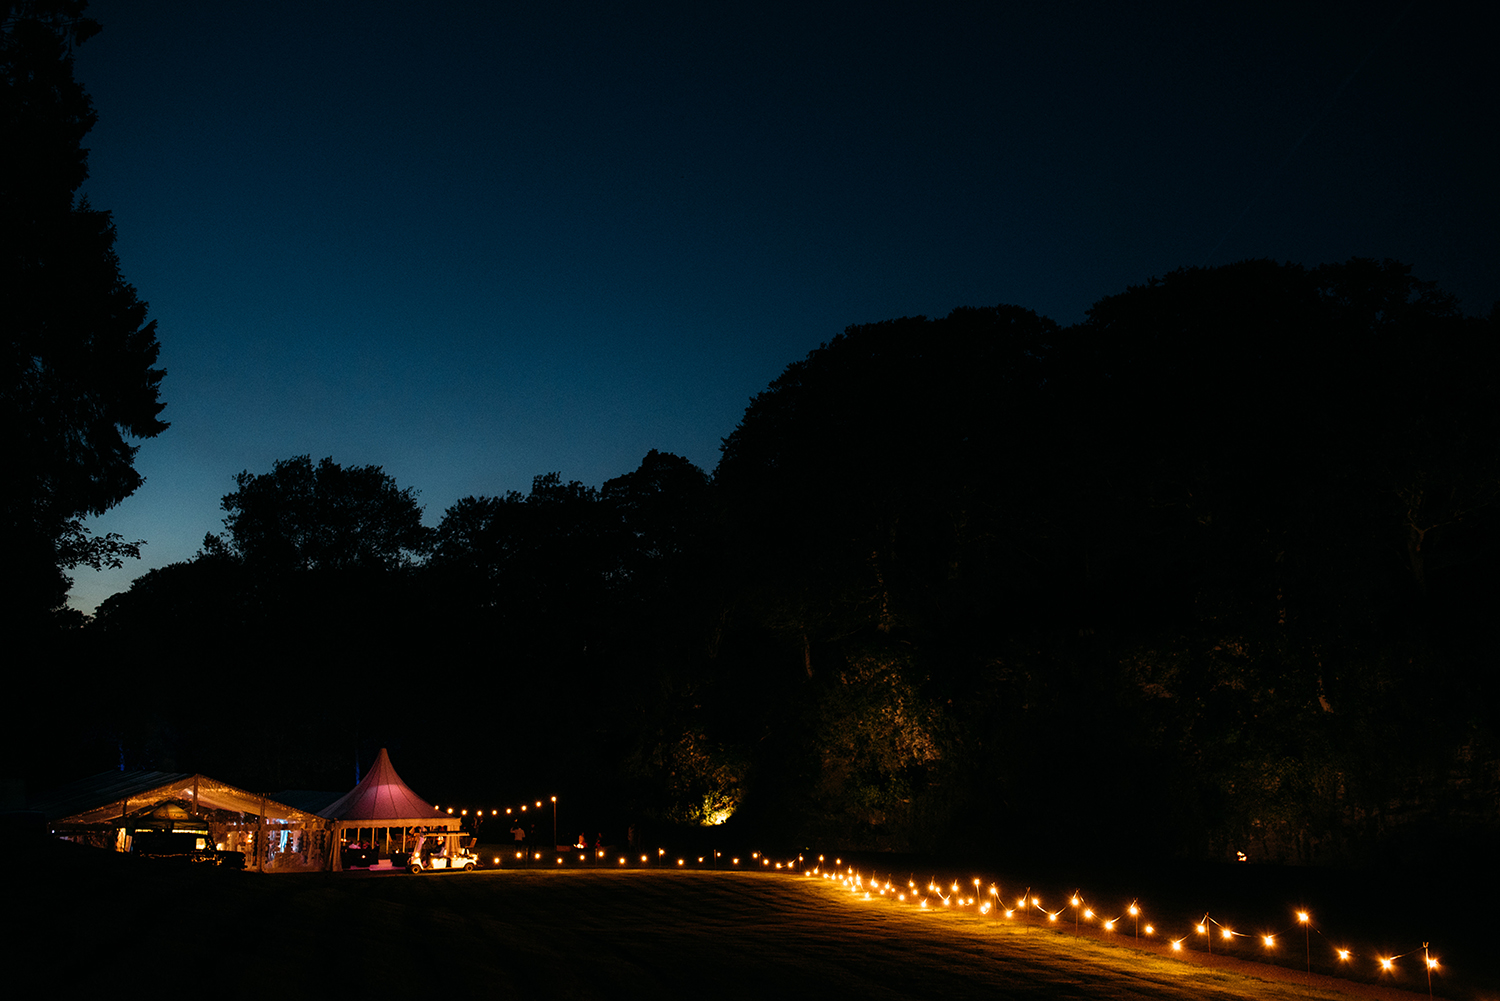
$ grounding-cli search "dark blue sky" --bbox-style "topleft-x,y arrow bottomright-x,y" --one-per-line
69,0 -> 1497,613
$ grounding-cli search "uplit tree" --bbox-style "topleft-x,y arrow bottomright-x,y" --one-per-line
2,0 -> 167,626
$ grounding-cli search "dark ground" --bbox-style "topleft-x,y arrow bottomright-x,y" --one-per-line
7,833 -> 1495,1000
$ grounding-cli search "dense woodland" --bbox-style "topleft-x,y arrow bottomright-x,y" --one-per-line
19,257 -> 1500,867
7,3 -> 1497,868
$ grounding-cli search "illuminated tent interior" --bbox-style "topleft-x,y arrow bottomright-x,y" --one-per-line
36,769 -> 329,871
317,747 -> 458,867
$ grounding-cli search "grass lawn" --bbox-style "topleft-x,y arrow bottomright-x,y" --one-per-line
13,841 -> 1471,1000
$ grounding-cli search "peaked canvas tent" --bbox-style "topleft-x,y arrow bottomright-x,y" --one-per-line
317,748 -> 458,869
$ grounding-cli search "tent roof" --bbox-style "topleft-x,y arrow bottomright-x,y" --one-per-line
317,749 -> 457,829
273,789 -> 346,814
33,771 -> 324,827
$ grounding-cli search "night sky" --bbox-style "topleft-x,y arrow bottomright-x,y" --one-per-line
68,0 -> 1497,614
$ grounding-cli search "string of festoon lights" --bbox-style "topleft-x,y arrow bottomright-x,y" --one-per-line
414,812 -> 1448,998
804,858 -> 1445,998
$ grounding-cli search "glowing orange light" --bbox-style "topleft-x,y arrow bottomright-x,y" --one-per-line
1338,949 -> 1351,961
1104,920 -> 1114,931
1172,940 -> 1183,951
1145,925 -> 1154,935
1427,957 -> 1439,970
619,857 -> 626,864
1084,909 -> 1094,919
677,859 -> 684,866
1048,913 -> 1057,922
1197,925 -> 1207,935
1297,911 -> 1309,923
1071,895 -> 1080,906
1128,904 -> 1139,916
1263,935 -> 1274,947
1380,957 -> 1393,971
640,854 -> 648,862
1222,928 -> 1233,940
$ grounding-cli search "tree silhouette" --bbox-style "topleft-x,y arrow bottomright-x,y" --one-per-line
208,455 -> 432,572
706,269 -> 1498,858
713,305 -> 1064,848
2,1 -> 167,627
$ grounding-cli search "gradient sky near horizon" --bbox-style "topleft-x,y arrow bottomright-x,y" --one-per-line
67,0 -> 1497,614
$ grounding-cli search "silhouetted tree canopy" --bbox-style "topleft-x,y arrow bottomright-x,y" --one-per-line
48,259 -> 1499,867
717,304 -> 1062,642
2,0 -> 166,628
208,455 -> 432,572
706,265 -> 1498,857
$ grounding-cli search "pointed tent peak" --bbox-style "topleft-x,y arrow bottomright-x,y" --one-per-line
317,748 -> 456,827
368,747 -> 395,779
354,747 -> 406,793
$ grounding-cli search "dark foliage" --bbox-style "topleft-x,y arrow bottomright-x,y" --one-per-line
707,263 -> 1499,860
210,454 -> 432,572
2,0 -> 166,631
40,259 -> 1499,866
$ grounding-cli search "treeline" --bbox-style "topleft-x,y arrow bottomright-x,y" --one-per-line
41,257 -> 1500,865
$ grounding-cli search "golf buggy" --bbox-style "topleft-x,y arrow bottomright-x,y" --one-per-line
406,830 -> 479,873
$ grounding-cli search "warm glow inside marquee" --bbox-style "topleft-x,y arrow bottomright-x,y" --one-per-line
44,771 -> 323,828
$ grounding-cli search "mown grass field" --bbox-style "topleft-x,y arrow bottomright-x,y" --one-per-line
14,840 -> 1483,1000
